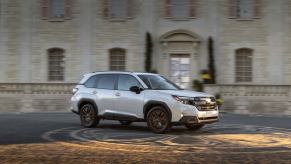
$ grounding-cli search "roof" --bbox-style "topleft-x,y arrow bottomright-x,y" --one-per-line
89,71 -> 159,76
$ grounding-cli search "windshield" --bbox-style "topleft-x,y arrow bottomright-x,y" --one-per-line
138,75 -> 181,90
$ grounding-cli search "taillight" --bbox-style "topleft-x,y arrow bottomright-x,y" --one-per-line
72,88 -> 78,94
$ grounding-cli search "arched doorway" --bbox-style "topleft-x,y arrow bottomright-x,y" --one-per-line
159,30 -> 201,89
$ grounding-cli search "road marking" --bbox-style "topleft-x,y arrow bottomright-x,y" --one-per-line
41,123 -> 291,154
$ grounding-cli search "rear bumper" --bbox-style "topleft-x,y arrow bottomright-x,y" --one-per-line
70,108 -> 79,115
178,116 -> 219,125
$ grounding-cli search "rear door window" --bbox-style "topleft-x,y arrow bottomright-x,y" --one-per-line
96,74 -> 117,90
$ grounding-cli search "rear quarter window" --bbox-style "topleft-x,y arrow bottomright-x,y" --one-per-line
84,75 -> 98,88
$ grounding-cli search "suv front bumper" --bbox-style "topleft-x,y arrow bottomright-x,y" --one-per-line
178,115 -> 219,124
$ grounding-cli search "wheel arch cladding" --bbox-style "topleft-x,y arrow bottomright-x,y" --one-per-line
78,99 -> 98,114
143,101 -> 172,121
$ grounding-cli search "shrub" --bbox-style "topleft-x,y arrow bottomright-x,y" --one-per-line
192,80 -> 204,92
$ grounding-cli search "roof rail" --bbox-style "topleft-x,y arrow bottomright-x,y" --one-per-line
91,70 -> 133,73
90,71 -> 159,75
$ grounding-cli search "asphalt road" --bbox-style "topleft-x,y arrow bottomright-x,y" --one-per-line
0,112 -> 291,163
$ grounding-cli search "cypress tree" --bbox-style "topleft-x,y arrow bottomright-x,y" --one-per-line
208,37 -> 216,84
145,32 -> 153,72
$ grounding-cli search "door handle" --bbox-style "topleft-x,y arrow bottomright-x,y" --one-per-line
92,91 -> 98,95
115,92 -> 121,96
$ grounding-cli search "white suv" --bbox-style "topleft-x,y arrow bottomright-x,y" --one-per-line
70,71 -> 219,133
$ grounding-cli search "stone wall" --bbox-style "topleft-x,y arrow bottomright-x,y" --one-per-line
0,0 -> 145,83
1,0 -> 291,115
284,0 -> 291,83
0,83 -> 75,112
1,83 -> 291,116
205,84 -> 291,115
1,0 -> 291,85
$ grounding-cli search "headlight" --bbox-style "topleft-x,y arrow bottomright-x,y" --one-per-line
172,95 -> 215,107
172,95 -> 193,105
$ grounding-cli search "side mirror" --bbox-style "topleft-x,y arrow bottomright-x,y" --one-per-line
129,86 -> 144,94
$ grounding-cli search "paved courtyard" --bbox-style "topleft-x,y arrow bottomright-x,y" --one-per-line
0,113 -> 291,163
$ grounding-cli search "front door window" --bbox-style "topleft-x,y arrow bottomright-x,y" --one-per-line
117,75 -> 142,91
170,54 -> 191,89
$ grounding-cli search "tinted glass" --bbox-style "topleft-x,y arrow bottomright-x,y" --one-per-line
96,74 -> 116,90
109,48 -> 126,71
138,75 -> 181,90
171,0 -> 189,18
237,0 -> 253,18
110,0 -> 127,18
84,75 -> 97,88
50,0 -> 65,18
118,75 -> 142,91
48,48 -> 64,81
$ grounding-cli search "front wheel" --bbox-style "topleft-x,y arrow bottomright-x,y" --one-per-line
80,104 -> 99,128
185,124 -> 204,130
147,106 -> 171,133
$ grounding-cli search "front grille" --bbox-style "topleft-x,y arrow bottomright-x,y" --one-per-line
191,97 -> 217,111
198,104 -> 217,111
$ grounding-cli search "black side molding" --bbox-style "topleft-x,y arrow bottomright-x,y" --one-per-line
99,112 -> 144,122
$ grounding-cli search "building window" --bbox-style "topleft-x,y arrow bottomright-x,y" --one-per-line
235,48 -> 253,82
165,0 -> 197,19
41,0 -> 72,20
50,0 -> 65,18
237,0 -> 253,18
48,48 -> 65,81
109,0 -> 127,18
229,0 -> 262,19
109,48 -> 126,71
103,0 -> 133,19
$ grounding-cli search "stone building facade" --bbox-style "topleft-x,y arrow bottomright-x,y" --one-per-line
1,0 -> 290,87
1,0 -> 291,114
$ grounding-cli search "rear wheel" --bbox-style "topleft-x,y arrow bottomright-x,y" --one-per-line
147,106 -> 171,133
80,104 -> 99,128
119,120 -> 132,125
185,124 -> 204,130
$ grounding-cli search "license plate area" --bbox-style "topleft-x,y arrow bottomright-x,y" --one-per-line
199,111 -> 218,118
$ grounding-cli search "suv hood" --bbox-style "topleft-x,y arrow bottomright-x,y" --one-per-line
157,90 -> 213,98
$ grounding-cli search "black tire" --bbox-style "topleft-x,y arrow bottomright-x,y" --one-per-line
146,106 -> 171,134
79,103 -> 99,128
185,124 -> 204,130
119,120 -> 132,125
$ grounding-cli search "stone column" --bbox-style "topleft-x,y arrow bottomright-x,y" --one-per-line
0,0 -> 5,82
266,0 -> 284,84
286,87 -> 291,115
78,0 -> 94,74
191,42 -> 199,80
161,42 -> 169,77
18,0 -> 32,82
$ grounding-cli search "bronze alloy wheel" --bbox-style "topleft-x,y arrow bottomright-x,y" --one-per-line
147,106 -> 171,133
119,120 -> 133,125
80,104 -> 99,128
185,123 -> 204,130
